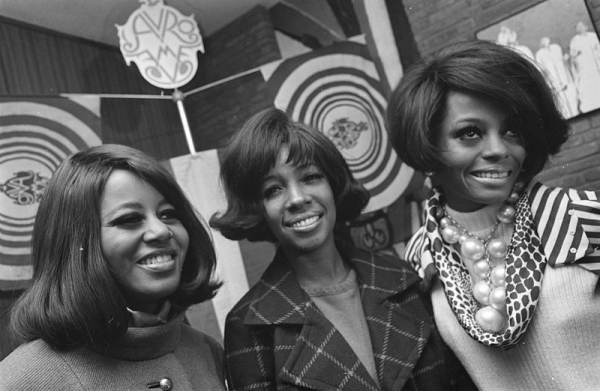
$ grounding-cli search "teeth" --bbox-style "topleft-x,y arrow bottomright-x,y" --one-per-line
291,216 -> 319,228
139,254 -> 173,265
473,172 -> 509,179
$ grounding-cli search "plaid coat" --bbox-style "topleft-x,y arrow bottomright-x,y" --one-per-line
224,241 -> 471,390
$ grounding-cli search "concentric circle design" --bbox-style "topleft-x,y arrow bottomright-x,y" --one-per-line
270,47 -> 414,212
0,98 -> 101,289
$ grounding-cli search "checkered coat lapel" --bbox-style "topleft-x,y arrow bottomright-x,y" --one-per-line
225,241 -> 448,390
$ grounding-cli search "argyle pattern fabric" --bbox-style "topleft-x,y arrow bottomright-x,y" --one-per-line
224,241 -> 471,390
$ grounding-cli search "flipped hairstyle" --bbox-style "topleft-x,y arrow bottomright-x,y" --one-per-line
210,108 -> 369,242
387,39 -> 570,180
10,144 -> 221,350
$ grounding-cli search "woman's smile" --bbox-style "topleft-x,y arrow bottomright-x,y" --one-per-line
136,251 -> 178,272
286,213 -> 322,232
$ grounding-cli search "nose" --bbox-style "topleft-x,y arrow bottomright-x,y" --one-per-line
482,132 -> 509,160
143,215 -> 172,242
285,183 -> 310,209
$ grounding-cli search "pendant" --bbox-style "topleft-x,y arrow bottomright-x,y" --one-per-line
475,306 -> 506,333
460,237 -> 485,261
473,281 -> 491,305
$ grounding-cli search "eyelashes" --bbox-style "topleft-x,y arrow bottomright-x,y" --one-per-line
261,171 -> 326,200
109,208 -> 180,227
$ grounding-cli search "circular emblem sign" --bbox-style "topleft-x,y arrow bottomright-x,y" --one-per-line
0,98 -> 101,289
116,0 -> 204,89
270,45 -> 414,212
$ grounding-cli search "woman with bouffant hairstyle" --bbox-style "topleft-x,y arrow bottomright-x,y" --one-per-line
0,144 -> 226,390
211,108 -> 473,390
387,40 -> 600,390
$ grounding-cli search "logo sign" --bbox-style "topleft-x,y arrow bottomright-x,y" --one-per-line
116,0 -> 204,89
0,171 -> 49,206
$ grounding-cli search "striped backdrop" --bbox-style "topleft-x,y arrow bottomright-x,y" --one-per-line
0,96 -> 102,291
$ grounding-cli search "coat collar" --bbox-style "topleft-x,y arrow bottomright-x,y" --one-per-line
527,182 -> 595,268
243,240 -> 421,326
243,241 -> 431,390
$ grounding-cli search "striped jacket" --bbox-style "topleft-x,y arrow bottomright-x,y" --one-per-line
224,241 -> 474,390
406,182 -> 600,277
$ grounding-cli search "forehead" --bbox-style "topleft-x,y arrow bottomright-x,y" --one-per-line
443,90 -> 509,123
101,170 -> 164,210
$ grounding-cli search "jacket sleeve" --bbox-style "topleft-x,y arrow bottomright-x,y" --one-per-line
224,312 -> 277,391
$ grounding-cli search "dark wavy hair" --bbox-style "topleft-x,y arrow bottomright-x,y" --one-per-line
9,144 -> 221,350
387,39 -> 570,181
210,108 -> 370,242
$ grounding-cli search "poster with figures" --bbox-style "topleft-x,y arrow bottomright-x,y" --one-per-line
0,97 -> 102,290
477,0 -> 600,118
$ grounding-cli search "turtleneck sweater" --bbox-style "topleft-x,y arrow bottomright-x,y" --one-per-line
0,312 -> 226,390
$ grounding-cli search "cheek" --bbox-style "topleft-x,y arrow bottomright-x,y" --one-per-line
262,201 -> 280,226
175,226 -> 190,256
100,229 -> 136,272
514,145 -> 527,166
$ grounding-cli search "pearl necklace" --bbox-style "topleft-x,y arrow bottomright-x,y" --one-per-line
439,203 -> 517,334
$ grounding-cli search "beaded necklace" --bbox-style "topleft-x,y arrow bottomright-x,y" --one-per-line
437,184 -> 522,333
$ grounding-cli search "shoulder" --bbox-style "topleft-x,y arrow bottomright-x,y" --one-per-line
342,242 -> 421,292
224,281 -> 262,327
179,324 -> 225,381
181,324 -> 223,353
0,340 -> 81,389
527,182 -> 600,213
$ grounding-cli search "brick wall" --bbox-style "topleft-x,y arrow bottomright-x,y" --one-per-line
184,6 -> 281,151
398,0 -> 600,191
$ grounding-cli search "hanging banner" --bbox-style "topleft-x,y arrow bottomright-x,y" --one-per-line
164,151 -> 274,342
262,40 -> 414,212
0,96 -> 102,291
116,0 -> 204,90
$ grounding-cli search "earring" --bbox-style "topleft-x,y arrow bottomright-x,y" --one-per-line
424,171 -> 433,177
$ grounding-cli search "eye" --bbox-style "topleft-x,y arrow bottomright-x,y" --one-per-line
263,185 -> 282,199
111,213 -> 143,227
503,128 -> 523,141
158,208 -> 180,222
456,125 -> 481,139
304,172 -> 325,183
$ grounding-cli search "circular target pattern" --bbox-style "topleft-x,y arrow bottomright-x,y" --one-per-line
271,48 -> 414,212
0,99 -> 101,288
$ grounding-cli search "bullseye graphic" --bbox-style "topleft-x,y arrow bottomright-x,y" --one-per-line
0,98 -> 101,289
268,43 -> 414,212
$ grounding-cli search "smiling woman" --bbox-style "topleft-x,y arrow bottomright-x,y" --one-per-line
209,108 -> 475,390
0,144 -> 226,390
100,169 -> 190,314
387,39 -> 600,390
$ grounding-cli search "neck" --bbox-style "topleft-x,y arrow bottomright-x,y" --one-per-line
284,240 -> 350,288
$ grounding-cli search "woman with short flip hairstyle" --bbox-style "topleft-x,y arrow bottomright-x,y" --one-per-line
387,39 -> 600,390
0,144 -> 226,390
210,108 -> 474,390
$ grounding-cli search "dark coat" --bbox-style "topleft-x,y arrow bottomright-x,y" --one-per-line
224,241 -> 473,390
